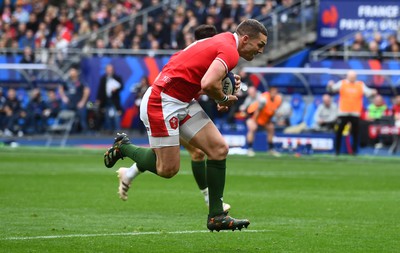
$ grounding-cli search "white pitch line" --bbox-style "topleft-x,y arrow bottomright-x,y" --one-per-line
3,229 -> 271,241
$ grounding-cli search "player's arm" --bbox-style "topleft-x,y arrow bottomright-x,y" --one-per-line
362,82 -> 377,97
327,80 -> 341,93
78,86 -> 90,109
58,85 -> 69,104
201,59 -> 237,106
233,74 -> 241,94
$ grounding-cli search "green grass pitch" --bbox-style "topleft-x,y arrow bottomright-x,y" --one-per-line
0,147 -> 399,252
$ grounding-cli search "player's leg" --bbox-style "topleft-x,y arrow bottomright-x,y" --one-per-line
266,121 -> 281,157
181,137 -> 208,196
187,122 -> 249,231
335,116 -> 348,155
246,117 -> 258,156
350,116 -> 360,155
181,137 -> 231,212
104,86 -> 183,200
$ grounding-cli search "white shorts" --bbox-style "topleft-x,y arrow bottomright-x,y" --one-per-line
140,86 -> 211,148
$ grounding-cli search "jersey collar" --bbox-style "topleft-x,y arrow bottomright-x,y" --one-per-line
233,33 -> 239,49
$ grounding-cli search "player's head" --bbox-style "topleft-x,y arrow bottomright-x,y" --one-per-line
194,24 -> 217,40
236,19 -> 268,61
346,70 -> 357,83
269,86 -> 278,100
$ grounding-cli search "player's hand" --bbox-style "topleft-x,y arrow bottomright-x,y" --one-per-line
218,94 -> 238,107
217,104 -> 229,112
234,74 -> 241,95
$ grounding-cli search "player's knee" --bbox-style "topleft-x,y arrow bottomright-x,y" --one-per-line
208,142 -> 229,160
190,148 -> 205,161
157,164 -> 179,178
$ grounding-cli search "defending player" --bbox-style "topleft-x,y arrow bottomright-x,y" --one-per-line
104,19 -> 268,231
181,25 -> 230,212
246,86 -> 282,157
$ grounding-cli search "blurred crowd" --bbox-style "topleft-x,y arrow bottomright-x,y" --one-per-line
2,65 -> 400,141
0,0 -> 300,62
328,31 -> 400,60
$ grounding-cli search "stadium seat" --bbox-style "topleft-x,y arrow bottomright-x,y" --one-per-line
45,110 -> 76,147
304,96 -> 323,128
289,93 -> 306,126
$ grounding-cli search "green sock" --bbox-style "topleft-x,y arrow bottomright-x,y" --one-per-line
206,159 -> 226,217
121,144 -> 157,174
191,160 -> 207,190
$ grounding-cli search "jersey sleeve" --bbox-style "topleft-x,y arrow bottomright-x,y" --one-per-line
329,80 -> 342,92
215,45 -> 239,73
362,82 -> 375,97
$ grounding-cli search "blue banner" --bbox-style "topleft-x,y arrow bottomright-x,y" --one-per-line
317,0 -> 400,44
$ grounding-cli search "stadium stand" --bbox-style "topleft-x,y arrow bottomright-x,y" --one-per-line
0,0 -> 399,155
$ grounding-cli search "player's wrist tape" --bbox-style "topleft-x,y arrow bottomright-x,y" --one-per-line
215,95 -> 229,103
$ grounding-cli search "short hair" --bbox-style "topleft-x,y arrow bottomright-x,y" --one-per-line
194,24 -> 218,40
236,19 -> 268,39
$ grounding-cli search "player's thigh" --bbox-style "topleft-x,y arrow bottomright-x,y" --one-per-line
180,137 -> 205,161
246,118 -> 258,131
180,100 -> 211,142
189,122 -> 228,160
266,121 -> 274,132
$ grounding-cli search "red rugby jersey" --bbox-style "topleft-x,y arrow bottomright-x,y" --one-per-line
153,32 -> 239,102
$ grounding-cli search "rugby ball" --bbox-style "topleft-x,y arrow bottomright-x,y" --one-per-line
222,72 -> 235,95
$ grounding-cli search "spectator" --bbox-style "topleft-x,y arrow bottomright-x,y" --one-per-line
259,0 -> 274,17
25,88 -> 47,134
224,0 -> 242,23
42,90 -> 62,127
389,95 -> 400,154
13,4 -> 29,24
327,70 -> 377,155
18,28 -> 35,49
96,64 -> 124,132
0,87 -> 7,135
393,95 -> 400,128
366,94 -> 387,122
58,67 -> 90,133
385,34 -> 400,55
372,32 -> 384,50
369,41 -> 382,61
313,94 -> 337,131
351,32 -> 368,52
19,45 -> 35,63
132,76 -> 150,134
26,12 -> 38,32
2,88 -> 27,137
132,76 -> 150,106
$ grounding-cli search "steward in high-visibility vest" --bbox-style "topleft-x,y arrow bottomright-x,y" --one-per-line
246,87 -> 282,157
327,70 -> 377,155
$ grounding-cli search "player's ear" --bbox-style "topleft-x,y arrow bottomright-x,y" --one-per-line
241,34 -> 250,44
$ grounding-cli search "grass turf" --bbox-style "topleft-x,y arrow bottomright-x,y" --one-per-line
0,147 -> 399,252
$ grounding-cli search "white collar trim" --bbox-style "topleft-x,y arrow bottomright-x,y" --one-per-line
233,33 -> 239,49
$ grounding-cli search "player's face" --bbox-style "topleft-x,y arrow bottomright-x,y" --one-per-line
240,33 -> 267,61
